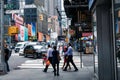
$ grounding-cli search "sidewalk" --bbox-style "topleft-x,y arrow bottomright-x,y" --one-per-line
0,67 -> 94,80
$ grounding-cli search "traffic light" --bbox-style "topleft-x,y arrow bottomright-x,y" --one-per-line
39,14 -> 43,21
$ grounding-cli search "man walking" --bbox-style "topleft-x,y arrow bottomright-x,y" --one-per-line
63,43 -> 78,71
43,44 -> 53,72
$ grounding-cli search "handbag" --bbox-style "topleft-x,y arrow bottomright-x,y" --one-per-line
57,51 -> 61,61
46,60 -> 50,66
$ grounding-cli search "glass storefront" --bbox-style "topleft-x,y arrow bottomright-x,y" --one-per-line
114,0 -> 120,79
92,11 -> 98,79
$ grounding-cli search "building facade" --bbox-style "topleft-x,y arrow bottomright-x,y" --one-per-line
63,0 -> 120,80
89,0 -> 120,80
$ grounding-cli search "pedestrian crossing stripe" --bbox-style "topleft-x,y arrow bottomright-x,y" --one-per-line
18,56 -> 84,69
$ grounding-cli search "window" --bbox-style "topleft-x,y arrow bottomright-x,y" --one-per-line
25,0 -> 34,4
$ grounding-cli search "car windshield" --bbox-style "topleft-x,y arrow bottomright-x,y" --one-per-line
33,45 -> 42,49
16,44 -> 23,47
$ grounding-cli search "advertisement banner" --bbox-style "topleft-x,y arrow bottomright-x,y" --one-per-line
12,13 -> 24,41
38,32 -> 43,41
27,24 -> 32,36
31,22 -> 36,36
20,26 -> 24,41
24,27 -> 28,41
12,13 -> 24,25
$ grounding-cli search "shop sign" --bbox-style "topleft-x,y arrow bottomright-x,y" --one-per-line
82,32 -> 92,37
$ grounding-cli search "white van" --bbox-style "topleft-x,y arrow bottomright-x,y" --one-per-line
14,42 -> 29,54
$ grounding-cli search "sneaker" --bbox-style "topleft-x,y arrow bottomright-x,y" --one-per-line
74,69 -> 78,71
43,70 -> 47,72
54,73 -> 56,76
57,74 -> 59,76
63,69 -> 67,71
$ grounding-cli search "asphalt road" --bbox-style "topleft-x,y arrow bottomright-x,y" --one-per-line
8,50 -> 29,71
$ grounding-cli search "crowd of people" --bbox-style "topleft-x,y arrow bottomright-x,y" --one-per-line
43,43 -> 78,76
3,42 -> 78,76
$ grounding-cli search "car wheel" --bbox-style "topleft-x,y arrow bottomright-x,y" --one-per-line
33,53 -> 37,59
19,53 -> 21,56
24,53 -> 27,57
39,53 -> 42,58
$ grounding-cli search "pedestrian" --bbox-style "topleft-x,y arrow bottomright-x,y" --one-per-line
63,43 -> 78,71
52,46 -> 60,76
59,45 -> 63,56
42,54 -> 47,65
43,44 -> 53,72
62,45 -> 71,70
4,44 -> 11,72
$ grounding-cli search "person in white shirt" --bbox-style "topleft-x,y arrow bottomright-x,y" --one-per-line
43,45 -> 53,72
63,43 -> 78,71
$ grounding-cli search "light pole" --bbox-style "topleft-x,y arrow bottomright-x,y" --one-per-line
0,0 -> 7,74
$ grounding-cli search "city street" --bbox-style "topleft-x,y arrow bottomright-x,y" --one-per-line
0,0 -> 119,80
0,51 -> 94,80
9,50 -> 94,70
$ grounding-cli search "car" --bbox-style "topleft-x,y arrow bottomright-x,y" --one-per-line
19,46 -> 26,56
14,42 -> 29,53
23,45 -> 47,59
19,41 -> 46,56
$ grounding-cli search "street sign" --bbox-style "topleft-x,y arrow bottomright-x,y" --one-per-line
8,26 -> 18,36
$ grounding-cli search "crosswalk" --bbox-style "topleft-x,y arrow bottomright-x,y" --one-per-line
18,56 -> 84,69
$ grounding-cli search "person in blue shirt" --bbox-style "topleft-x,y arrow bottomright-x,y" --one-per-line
63,43 -> 78,71
43,44 -> 53,72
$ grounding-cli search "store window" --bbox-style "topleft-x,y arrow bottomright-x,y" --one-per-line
92,11 -> 98,78
114,0 -> 120,79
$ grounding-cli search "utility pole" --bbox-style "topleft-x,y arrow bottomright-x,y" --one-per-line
0,0 -> 7,74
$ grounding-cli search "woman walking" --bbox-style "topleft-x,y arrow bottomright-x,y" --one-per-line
62,45 -> 71,70
52,46 -> 60,76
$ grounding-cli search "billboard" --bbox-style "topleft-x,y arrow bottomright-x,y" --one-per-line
24,27 -> 28,41
27,24 -> 32,36
19,26 -> 28,41
31,22 -> 36,36
38,32 -> 43,41
12,13 -> 24,41
20,26 -> 24,41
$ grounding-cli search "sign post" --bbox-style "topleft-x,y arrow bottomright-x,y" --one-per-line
0,0 -> 7,74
